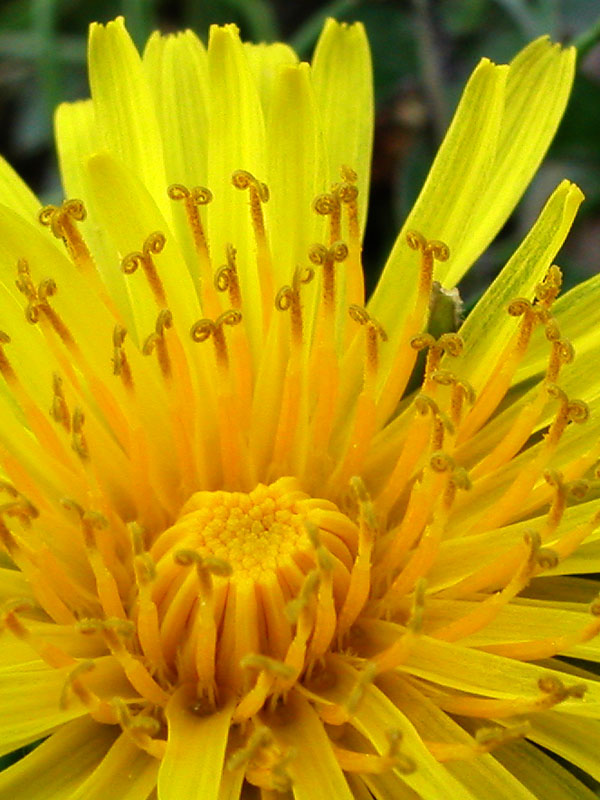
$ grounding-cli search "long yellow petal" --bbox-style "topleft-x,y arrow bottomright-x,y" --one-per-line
243,41 -> 298,113
88,17 -> 167,216
269,692 -> 354,800
496,738 -> 599,800
158,686 -> 235,800
143,30 -> 208,188
311,18 -> 373,235
206,24 -> 267,347
511,711 -> 600,783
266,63 -> 326,288
454,180 -> 583,391
381,674 -> 539,800
369,56 -> 506,337
0,717 -> 116,799
69,732 -> 159,800
442,37 -> 575,286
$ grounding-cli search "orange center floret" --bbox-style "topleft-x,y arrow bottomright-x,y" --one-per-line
146,477 -> 360,701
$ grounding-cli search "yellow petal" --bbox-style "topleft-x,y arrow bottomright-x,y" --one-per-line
88,17 -> 167,215
369,56 -> 507,336
206,24 -> 267,346
0,656 -> 134,756
0,717 -> 116,799
381,673 -> 539,800
426,598 -> 600,662
0,567 -> 32,604
386,630 -> 600,716
496,737 -> 599,799
266,62 -> 326,287
515,272 -> 600,385
269,692 -> 354,800
143,30 -> 209,187
454,180 -> 583,391
243,41 -> 299,113
54,99 -> 132,320
311,18 -> 373,234
84,151 -> 200,343
442,36 -> 575,286
158,686 -> 235,800
54,100 -> 99,200
512,711 -> 600,783
347,671 -> 479,800
69,732 -> 159,800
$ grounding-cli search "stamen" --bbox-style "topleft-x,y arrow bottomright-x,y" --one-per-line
121,232 -> 167,306
190,309 -> 248,486
374,232 -> 449,426
232,169 -> 273,323
167,184 -> 214,301
226,725 -> 273,772
274,266 -> 315,349
190,309 -> 242,371
112,325 -> 134,390
349,305 -> 387,383
0,331 -> 14,382
143,310 -> 173,379
412,332 -> 463,391
309,241 -> 348,319
319,662 -> 377,725
81,617 -> 169,706
406,232 -> 449,303
466,385 -> 589,536
233,655 -> 296,723
50,373 -> 71,432
215,244 -> 242,309
1,599 -> 75,668
314,192 -> 342,244
0,333 -> 77,465
132,546 -> 168,677
173,548 -> 232,699
427,723 -> 530,762
111,697 -> 166,759
16,259 -> 74,348
337,478 -> 375,639
328,308 -> 387,488
62,499 -> 126,619
333,729 -> 415,774
546,337 -> 574,382
535,265 -> 562,309
306,524 -> 336,662
480,594 -> 600,660
458,298 -> 539,442
39,200 -> 118,313
433,676 -> 584,719
59,660 -> 117,724
71,407 -> 89,460
375,394 -> 439,520
269,267 -> 315,476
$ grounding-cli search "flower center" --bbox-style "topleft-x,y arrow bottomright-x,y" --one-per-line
147,477 -> 360,702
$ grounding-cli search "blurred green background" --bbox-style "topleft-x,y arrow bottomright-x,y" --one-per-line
0,0 -> 599,307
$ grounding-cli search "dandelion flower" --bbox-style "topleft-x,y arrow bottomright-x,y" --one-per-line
1,15 -> 600,800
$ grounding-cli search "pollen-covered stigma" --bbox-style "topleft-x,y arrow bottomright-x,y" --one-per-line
1,15 -> 600,800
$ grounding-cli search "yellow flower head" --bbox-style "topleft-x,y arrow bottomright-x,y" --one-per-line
0,15 -> 599,800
